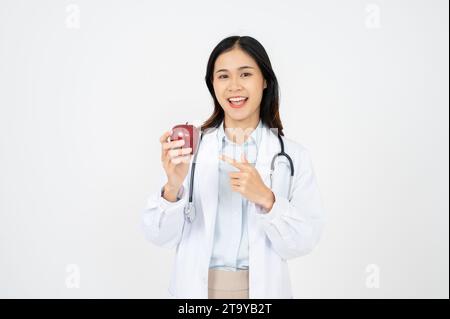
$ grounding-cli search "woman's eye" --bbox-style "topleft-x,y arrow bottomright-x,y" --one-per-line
218,73 -> 251,79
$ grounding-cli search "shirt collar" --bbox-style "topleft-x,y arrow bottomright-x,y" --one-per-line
217,119 -> 263,147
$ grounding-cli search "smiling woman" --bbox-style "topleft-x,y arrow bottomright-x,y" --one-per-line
143,35 -> 326,299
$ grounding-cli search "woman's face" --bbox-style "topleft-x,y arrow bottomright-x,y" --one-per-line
212,48 -> 267,124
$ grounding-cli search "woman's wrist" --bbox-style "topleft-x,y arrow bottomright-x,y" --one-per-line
162,183 -> 181,202
259,188 -> 275,212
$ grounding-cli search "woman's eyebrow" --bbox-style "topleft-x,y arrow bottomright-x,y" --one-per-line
215,66 -> 255,73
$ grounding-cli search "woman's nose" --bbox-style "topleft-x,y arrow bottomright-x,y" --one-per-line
228,79 -> 243,91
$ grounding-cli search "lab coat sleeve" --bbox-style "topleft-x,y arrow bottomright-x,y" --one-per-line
141,176 -> 189,249
256,147 -> 326,260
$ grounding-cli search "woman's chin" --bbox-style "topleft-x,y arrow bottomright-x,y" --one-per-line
226,113 -> 252,122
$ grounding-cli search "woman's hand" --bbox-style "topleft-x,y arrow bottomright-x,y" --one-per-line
219,153 -> 275,212
160,130 -> 192,197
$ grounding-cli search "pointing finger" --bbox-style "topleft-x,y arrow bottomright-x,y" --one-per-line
219,154 -> 248,171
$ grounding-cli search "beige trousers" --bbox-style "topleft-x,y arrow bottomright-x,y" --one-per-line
208,268 -> 249,299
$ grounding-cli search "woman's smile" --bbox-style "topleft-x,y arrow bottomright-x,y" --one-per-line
228,96 -> 249,108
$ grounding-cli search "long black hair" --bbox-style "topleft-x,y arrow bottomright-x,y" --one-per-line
201,36 -> 284,136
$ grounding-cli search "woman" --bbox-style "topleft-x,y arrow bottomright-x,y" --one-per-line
142,35 -> 326,299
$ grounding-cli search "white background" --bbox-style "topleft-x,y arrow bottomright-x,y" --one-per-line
0,0 -> 448,298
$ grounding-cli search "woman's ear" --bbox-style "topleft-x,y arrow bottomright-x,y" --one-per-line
263,79 -> 267,89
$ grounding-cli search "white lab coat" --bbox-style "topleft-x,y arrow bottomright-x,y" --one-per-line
142,124 -> 326,298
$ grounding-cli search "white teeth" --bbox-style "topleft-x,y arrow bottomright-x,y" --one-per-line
228,97 -> 247,102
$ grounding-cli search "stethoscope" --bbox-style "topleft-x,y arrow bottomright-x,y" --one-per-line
183,128 -> 294,223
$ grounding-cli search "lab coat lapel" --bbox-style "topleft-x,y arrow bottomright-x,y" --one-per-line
248,126 -> 279,243
196,130 -> 219,243
254,126 -> 276,186
256,126 -> 283,197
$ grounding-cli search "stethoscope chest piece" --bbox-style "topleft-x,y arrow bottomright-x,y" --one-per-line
184,201 -> 196,223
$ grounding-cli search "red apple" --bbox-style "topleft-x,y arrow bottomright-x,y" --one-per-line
170,123 -> 200,155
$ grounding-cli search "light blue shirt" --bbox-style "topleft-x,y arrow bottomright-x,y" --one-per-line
209,119 -> 263,271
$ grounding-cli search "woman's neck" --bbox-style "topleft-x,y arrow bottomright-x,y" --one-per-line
223,115 -> 260,145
